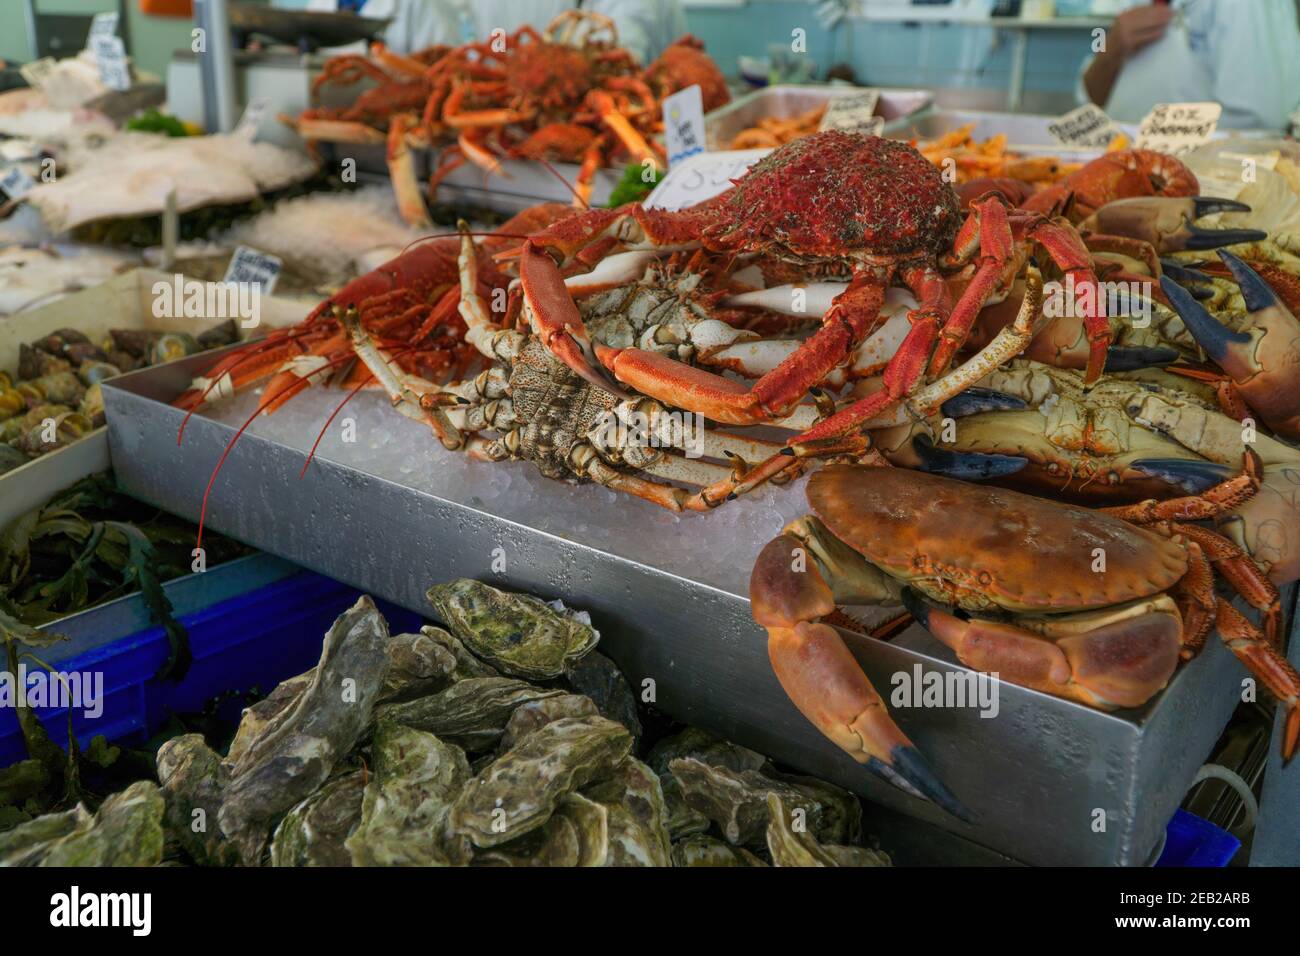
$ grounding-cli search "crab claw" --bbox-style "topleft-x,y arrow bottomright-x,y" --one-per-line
1161,255 -> 1300,437
519,241 -> 630,399
910,433 -> 1028,481
1130,458 -> 1235,496
1159,259 -> 1216,298
751,526 -> 974,822
1083,197 -> 1268,253
1103,345 -> 1180,372
939,387 -> 1027,418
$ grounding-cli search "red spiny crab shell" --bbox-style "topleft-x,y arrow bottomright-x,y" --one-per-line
702,131 -> 962,261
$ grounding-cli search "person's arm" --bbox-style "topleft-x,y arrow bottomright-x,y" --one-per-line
1082,3 -> 1174,106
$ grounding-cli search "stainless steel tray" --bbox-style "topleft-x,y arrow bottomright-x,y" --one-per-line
100,351 -> 1270,865
705,85 -> 933,150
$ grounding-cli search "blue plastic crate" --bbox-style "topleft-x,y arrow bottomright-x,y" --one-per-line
0,570 -> 422,767
1155,809 -> 1241,867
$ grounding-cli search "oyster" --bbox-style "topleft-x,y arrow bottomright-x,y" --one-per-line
219,596 -> 390,864
0,806 -> 91,867
379,628 -> 462,702
426,579 -> 598,679
671,834 -> 767,867
668,757 -> 857,848
0,781 -> 166,867
376,676 -> 564,751
765,794 -> 891,867
474,792 -> 608,867
271,771 -> 366,867
156,733 -> 238,866
225,670 -> 315,766
499,694 -> 598,752
451,715 -> 633,848
582,757 -> 672,867
647,727 -> 766,776
345,722 -> 472,866
563,650 -> 642,743
417,625 -> 500,680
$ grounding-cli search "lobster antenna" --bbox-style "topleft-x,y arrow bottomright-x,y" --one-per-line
193,348 -> 360,550
298,343 -> 422,479
533,156 -> 589,209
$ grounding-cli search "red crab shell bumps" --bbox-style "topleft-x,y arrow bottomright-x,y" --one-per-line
704,130 -> 962,261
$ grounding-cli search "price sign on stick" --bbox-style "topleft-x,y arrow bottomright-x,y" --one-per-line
663,85 -> 706,167
88,11 -> 119,38
235,98 -> 271,140
91,34 -> 130,91
644,149 -> 768,212
1136,102 -> 1221,155
819,90 -> 882,135
224,246 -> 283,296
1048,104 -> 1122,148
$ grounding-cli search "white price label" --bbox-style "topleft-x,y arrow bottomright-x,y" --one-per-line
91,34 -> 131,91
1048,104 -> 1121,148
89,11 -> 119,38
236,97 -> 271,140
0,165 -> 37,201
223,246 -> 283,295
1136,102 -> 1221,155
663,84 -> 706,167
19,57 -> 57,93
819,90 -> 882,134
644,148 -> 768,212
0,140 -> 40,163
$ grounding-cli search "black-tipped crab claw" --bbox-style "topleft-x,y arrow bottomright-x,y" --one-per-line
1081,197 -> 1268,253
1160,250 -> 1300,438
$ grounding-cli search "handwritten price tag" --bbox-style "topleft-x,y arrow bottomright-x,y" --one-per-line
663,85 -> 706,167
819,90 -> 882,135
88,11 -> 119,38
0,165 -> 37,201
644,149 -> 768,212
91,34 -> 131,91
223,246 -> 283,295
1048,104 -> 1121,148
1136,102 -> 1221,155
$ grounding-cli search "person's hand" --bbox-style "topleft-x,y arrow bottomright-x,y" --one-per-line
1109,4 -> 1175,59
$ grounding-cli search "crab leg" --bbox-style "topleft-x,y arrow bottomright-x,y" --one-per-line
1217,602 -> 1300,760
386,114 -> 431,227
751,518 -> 972,820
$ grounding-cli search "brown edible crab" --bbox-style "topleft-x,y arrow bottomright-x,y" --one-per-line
750,458 -> 1299,817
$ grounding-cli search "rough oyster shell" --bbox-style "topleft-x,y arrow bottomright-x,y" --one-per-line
156,733 -> 238,866
582,757 -> 672,867
271,770 -> 366,867
498,694 -> 598,752
225,670 -> 315,767
219,596 -> 390,864
0,781 -> 165,867
670,834 -> 767,867
563,650 -> 642,743
765,794 -> 891,867
668,757 -> 859,847
427,579 -> 598,679
647,727 -> 766,776
474,792 -> 608,867
451,715 -> 632,848
378,628 -> 461,703
376,676 -> 564,752
345,722 -> 472,867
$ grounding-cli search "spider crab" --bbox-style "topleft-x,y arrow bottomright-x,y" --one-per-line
511,130 -> 1109,498
423,11 -> 662,207
751,459 -> 1300,817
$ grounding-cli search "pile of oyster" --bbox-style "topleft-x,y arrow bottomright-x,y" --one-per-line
0,579 -> 891,867
1,322 -> 239,473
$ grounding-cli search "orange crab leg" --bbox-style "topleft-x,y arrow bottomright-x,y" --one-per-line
1217,602 -> 1300,760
